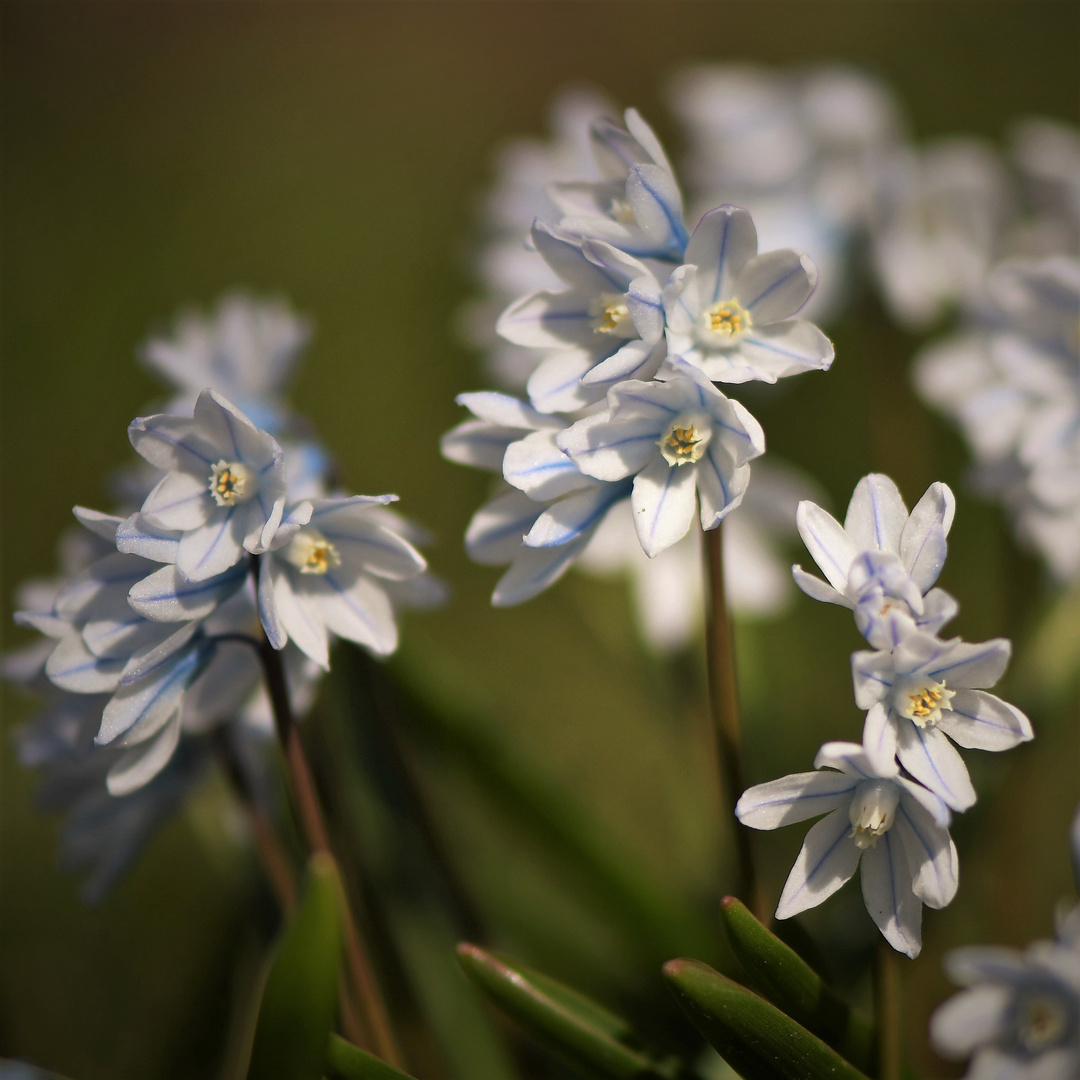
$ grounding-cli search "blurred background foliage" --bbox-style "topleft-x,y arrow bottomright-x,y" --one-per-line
1,3 -> 1077,1078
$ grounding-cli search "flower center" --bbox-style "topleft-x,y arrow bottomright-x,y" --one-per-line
848,780 -> 899,850
589,292 -> 635,337
897,678 -> 956,728
209,460 -> 255,506
1017,993 -> 1068,1053
659,412 -> 712,467
284,529 -> 342,575
608,196 -> 636,225
699,298 -> 752,347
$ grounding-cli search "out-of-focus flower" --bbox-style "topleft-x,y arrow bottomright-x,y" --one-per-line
141,293 -> 311,433
793,473 -> 958,649
915,255 -> 1080,581
852,632 -> 1032,812
664,205 -> 833,385
577,459 -> 818,650
737,738 -> 958,958
556,364 -> 765,557
128,389 -> 287,581
258,496 -> 429,669
870,138 -> 1011,329
1010,118 -> 1080,257
931,910 -> 1080,1078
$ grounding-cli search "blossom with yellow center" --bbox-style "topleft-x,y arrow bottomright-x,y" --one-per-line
285,528 -> 342,575
658,412 -> 713,467
700,298 -> 752,346
209,460 -> 255,507
588,293 -> 635,337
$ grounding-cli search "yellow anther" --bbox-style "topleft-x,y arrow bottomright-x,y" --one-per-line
284,528 -> 341,576
209,460 -> 253,507
899,678 -> 955,727
659,412 -> 712,467
595,302 -> 630,334
701,298 -> 752,345
665,426 -> 700,456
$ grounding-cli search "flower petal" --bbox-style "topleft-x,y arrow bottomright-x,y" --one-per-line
631,456 -> 698,558
852,649 -> 896,709
115,513 -> 182,565
792,565 -> 849,606
736,249 -> 818,324
176,509 -> 246,582
930,985 -> 1012,1059
625,164 -> 688,255
316,571 -> 398,656
128,413 -> 214,474
897,720 -> 977,811
860,831 -> 922,958
844,474 -> 908,555
796,501 -> 856,592
775,807 -> 862,920
492,539 -> 586,607
271,561 -> 329,670
685,205 -> 757,307
729,319 -> 835,383
128,563 -> 247,622
901,482 -> 956,589
557,411 -> 662,482
497,289 -> 596,349
140,469 -> 212,531
503,429 -> 587,501
534,220 -> 628,295
45,632 -> 124,693
440,420 -> 517,472
937,689 -> 1033,751
736,771 -> 858,830
106,713 -> 183,796
526,348 -> 602,414
525,483 -> 630,549
697,451 -> 749,531
862,703 -> 899,775
581,339 -> 663,390
455,392 -> 560,431
894,794 -> 958,910
465,489 -> 543,565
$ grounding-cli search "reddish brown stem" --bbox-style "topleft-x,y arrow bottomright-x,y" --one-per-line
704,524 -> 764,922
256,632 -> 403,1069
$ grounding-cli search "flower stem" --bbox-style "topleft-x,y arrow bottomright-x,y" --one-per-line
255,631 -> 403,1069
703,524 -> 764,921
875,940 -> 900,1080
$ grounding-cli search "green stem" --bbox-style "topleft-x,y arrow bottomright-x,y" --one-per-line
703,524 -> 764,922
874,940 -> 900,1080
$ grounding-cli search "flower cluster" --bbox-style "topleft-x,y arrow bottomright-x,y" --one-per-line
915,256 -> 1080,582
737,474 -> 1033,956
5,295 -> 441,896
444,106 -> 834,608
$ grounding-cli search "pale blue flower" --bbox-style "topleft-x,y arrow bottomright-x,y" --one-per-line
736,738 -> 958,958
555,363 -> 765,557
129,389 -> 287,582
548,108 -> 689,263
852,631 -> 1033,812
496,221 -> 665,413
257,496 -> 430,669
793,473 -> 959,649
931,909 -> 1080,1078
663,205 -> 833,384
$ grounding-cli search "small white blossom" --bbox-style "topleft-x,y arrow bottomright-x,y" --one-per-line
128,389 -> 287,582
853,632 -> 1033,812
496,221 -> 665,413
258,496 -> 429,669
736,739 -> 958,958
793,473 -> 959,648
556,364 -> 765,557
931,908 -> 1080,1078
664,205 -> 833,385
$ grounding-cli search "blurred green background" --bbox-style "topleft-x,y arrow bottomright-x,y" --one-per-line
2,3 -> 1078,1078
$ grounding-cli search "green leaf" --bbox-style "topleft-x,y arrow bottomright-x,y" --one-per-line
718,897 -> 876,1074
457,943 -> 701,1080
324,1034 -> 419,1079
663,959 -> 871,1080
246,853 -> 343,1080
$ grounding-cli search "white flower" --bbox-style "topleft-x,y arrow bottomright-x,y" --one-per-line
141,293 -> 311,433
853,632 -> 1033,812
547,108 -> 689,263
931,912 -> 1080,1078
663,205 -> 833,384
736,739 -> 958,958
556,364 -> 765,557
496,221 -> 665,413
1010,117 -> 1080,258
128,389 -> 287,582
793,473 -> 959,648
257,496 -> 429,669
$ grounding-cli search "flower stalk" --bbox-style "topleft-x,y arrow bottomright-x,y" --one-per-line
875,939 -> 900,1080
704,524 -> 764,922
255,611 -> 403,1069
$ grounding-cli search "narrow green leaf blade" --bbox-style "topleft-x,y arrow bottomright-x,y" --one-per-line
324,1034 -> 419,1079
457,943 -> 698,1080
719,897 -> 876,1074
246,853 -> 343,1080
663,959 -> 871,1080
